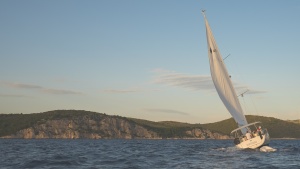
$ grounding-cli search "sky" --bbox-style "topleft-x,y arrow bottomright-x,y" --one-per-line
1,0 -> 300,124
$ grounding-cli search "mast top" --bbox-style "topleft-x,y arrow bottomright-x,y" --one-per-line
201,10 -> 206,17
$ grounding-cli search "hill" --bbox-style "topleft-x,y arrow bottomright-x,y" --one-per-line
201,115 -> 300,138
0,110 -> 299,139
0,110 -> 227,139
287,119 -> 300,124
128,118 -> 205,138
0,110 -> 98,137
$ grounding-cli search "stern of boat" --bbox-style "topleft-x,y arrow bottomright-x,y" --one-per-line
236,130 -> 270,149
231,122 -> 271,149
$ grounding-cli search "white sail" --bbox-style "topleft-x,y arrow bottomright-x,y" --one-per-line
202,12 -> 248,129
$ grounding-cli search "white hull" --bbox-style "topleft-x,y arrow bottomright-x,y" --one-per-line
236,132 -> 270,149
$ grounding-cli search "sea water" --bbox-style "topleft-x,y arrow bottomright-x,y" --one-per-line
0,139 -> 299,169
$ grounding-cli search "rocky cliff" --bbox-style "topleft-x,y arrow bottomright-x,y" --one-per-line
185,128 -> 230,139
2,116 -> 160,139
0,110 -> 230,139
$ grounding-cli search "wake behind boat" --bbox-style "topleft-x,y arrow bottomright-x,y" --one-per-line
202,11 -> 270,149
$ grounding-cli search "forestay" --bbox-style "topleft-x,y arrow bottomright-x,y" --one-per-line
202,12 -> 248,130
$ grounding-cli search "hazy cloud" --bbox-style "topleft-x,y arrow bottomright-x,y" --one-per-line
1,81 -> 82,95
104,89 -> 143,93
145,108 -> 189,115
231,84 -> 267,96
247,90 -> 267,94
0,94 -> 31,98
103,88 -> 160,94
42,89 -> 83,95
151,69 -> 266,95
151,69 -> 214,91
1,82 -> 42,89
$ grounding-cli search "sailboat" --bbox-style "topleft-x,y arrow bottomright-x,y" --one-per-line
202,11 -> 270,149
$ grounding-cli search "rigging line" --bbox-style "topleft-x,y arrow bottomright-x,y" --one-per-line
228,54 -> 256,121
237,90 -> 249,98
223,54 -> 230,61
241,95 -> 248,115
249,94 -> 259,123
249,93 -> 259,116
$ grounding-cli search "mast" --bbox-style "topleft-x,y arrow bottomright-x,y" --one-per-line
202,11 -> 248,132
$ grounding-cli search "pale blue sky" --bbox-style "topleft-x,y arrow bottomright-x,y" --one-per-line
1,0 -> 300,123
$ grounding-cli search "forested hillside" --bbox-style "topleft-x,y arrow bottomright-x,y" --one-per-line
1,110 -> 299,138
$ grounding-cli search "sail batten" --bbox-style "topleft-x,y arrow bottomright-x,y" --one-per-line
203,14 -> 248,130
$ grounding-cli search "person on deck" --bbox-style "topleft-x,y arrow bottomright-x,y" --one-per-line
257,126 -> 263,139
245,131 -> 252,140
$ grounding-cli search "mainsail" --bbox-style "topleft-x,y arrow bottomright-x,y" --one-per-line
202,11 -> 248,130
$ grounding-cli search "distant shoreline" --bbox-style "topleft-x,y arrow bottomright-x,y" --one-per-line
272,138 -> 300,140
1,138 -> 299,140
1,110 -> 300,139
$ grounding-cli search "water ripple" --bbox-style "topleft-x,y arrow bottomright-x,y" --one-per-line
0,139 -> 299,169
